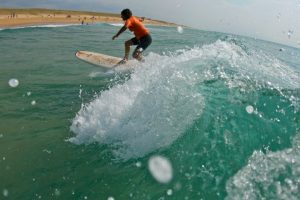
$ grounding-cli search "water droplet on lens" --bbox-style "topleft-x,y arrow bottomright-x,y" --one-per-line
148,155 -> 173,184
167,189 -> 173,195
177,26 -> 183,34
3,189 -> 9,197
8,78 -> 19,88
246,105 -> 254,114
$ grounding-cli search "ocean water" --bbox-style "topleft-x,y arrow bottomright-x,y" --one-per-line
0,23 -> 300,200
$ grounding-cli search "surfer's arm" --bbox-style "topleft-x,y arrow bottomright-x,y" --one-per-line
112,25 -> 127,40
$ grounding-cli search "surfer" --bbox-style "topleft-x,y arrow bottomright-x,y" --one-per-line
112,9 -> 152,64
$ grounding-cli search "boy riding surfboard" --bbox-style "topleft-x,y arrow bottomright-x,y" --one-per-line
112,9 -> 152,64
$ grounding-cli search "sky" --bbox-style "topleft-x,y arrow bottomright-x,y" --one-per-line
1,0 -> 300,48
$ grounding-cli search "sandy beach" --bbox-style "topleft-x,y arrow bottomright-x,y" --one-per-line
0,8 -> 177,28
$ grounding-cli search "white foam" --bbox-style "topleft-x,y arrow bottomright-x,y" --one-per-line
0,24 -> 80,31
226,134 -> 300,199
26,24 -> 79,28
108,23 -> 123,27
88,70 -> 114,78
69,40 -> 300,160
69,48 -> 205,160
204,40 -> 300,90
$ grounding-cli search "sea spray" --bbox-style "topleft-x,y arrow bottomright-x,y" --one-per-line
69,40 -> 300,160
226,134 -> 300,200
69,51 -> 205,160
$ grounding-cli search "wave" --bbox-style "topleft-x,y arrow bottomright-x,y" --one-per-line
226,134 -> 300,199
107,23 -> 124,27
69,49 -> 206,160
88,70 -> 115,78
0,24 -> 80,31
69,40 -> 300,160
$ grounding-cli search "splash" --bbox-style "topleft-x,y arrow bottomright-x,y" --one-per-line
226,134 -> 300,200
88,70 -> 115,78
69,40 -> 300,160
69,46 -> 206,160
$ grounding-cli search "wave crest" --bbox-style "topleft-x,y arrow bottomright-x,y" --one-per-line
69,40 -> 300,160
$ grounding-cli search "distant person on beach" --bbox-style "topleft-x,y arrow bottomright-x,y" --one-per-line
112,8 -> 152,64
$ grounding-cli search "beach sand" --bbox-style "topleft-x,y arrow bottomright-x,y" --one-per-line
0,8 -> 177,28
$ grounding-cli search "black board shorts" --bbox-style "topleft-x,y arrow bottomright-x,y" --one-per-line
131,34 -> 152,54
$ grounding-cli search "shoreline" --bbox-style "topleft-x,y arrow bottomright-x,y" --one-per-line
0,8 -> 178,28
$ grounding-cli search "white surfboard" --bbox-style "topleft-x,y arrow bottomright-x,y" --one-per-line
75,50 -> 137,70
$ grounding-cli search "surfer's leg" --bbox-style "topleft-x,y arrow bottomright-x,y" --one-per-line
123,37 -> 138,60
124,39 -> 134,61
132,34 -> 152,61
132,47 -> 143,61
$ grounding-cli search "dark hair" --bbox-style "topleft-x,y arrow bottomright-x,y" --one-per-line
121,9 -> 132,20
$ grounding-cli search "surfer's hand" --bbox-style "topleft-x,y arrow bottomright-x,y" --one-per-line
112,35 -> 117,40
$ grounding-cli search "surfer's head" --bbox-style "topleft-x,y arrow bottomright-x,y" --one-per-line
121,9 -> 132,20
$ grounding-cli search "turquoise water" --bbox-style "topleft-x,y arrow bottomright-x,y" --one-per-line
0,23 -> 300,200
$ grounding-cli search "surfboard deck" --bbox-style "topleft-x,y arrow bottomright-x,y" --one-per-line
75,50 -> 137,70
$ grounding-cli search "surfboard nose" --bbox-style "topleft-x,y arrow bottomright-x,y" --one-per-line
75,51 -> 81,57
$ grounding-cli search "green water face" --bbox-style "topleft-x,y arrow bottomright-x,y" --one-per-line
0,24 -> 300,199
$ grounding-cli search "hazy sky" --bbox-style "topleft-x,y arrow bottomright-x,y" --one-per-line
1,0 -> 300,47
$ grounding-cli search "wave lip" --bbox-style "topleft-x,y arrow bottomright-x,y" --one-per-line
69,40 -> 300,160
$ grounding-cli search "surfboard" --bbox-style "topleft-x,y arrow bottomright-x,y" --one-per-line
75,50 -> 137,70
